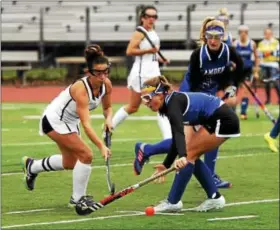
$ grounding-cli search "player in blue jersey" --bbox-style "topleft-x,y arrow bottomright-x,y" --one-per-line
216,8 -> 233,46
233,25 -> 260,120
134,17 -> 244,189
264,116 -> 280,153
140,76 -> 240,212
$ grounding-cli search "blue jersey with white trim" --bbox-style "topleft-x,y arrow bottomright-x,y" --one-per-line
198,43 -> 230,95
235,39 -> 254,69
223,32 -> 233,46
165,91 -> 222,125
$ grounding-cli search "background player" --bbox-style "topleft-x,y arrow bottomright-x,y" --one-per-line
233,25 -> 260,119
111,5 -> 171,139
264,117 -> 280,153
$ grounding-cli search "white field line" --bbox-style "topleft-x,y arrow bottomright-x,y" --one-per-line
6,209 -> 54,215
182,198 -> 279,211
116,210 -> 183,216
2,137 -> 159,147
207,215 -> 258,221
1,213 -> 144,229
24,115 -> 158,120
2,199 -> 278,229
2,151 -> 277,177
2,103 -> 278,113
2,133 -> 266,147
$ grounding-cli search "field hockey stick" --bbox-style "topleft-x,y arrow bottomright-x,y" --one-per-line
243,81 -> 276,124
251,77 -> 260,118
104,128 -> 115,195
75,166 -> 176,215
136,26 -> 167,62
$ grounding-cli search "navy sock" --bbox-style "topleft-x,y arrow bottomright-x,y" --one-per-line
168,162 -> 194,204
270,117 -> 280,138
193,159 -> 218,198
144,138 -> 172,157
204,148 -> 219,176
240,97 -> 249,115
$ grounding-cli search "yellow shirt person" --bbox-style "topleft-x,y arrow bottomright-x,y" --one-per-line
258,28 -> 279,65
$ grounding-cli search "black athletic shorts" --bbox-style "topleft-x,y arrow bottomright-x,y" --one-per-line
42,115 -> 54,134
243,68 -> 253,82
203,104 -> 240,138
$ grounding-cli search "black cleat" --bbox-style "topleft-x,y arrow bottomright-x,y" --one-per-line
75,195 -> 103,216
21,156 -> 38,191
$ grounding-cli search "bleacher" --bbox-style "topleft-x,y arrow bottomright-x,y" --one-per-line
2,0 -> 279,42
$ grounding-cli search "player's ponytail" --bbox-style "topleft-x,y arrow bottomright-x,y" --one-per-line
143,75 -> 172,93
199,17 -> 215,45
84,44 -> 109,74
218,7 -> 229,17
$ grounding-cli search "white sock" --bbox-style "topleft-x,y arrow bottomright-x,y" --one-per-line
30,154 -> 64,174
72,160 -> 92,202
157,113 -> 172,139
112,106 -> 129,129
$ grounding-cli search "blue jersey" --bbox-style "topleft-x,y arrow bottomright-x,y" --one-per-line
235,39 -> 254,70
180,43 -> 230,96
223,32 -> 233,46
165,91 -> 222,126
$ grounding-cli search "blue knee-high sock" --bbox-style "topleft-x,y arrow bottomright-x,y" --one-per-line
193,159 -> 217,198
168,162 -> 194,204
240,97 -> 249,115
270,117 -> 280,138
204,148 -> 219,176
144,138 -> 172,157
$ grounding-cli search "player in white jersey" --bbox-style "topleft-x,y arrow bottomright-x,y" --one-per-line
111,5 -> 172,140
21,44 -> 113,215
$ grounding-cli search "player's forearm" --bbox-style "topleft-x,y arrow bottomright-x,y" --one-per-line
103,107 -> 113,121
82,122 -> 103,149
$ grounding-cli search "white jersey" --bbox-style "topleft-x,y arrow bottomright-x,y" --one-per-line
127,29 -> 161,92
39,76 -> 105,135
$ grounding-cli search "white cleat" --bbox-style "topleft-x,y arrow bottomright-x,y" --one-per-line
154,199 -> 183,213
193,195 -> 225,212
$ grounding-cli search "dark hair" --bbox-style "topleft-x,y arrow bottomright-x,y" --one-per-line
140,5 -> 157,25
84,44 -> 109,72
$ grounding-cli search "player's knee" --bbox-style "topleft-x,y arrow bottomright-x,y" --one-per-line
78,150 -> 93,164
63,156 -> 77,169
126,105 -> 139,114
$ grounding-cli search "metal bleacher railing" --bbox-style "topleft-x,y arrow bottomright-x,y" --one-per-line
1,1 -> 279,68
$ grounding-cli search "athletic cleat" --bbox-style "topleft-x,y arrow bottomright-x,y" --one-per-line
134,143 -> 150,175
193,195 -> 225,212
68,196 -> 77,208
264,133 -> 278,153
21,156 -> 37,191
153,199 -> 183,213
75,195 -> 103,216
213,174 -> 232,189
240,114 -> 248,120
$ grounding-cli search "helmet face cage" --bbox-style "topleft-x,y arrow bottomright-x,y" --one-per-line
89,62 -> 111,77
141,83 -> 165,103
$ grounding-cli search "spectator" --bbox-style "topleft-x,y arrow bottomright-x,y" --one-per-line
258,27 -> 280,104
